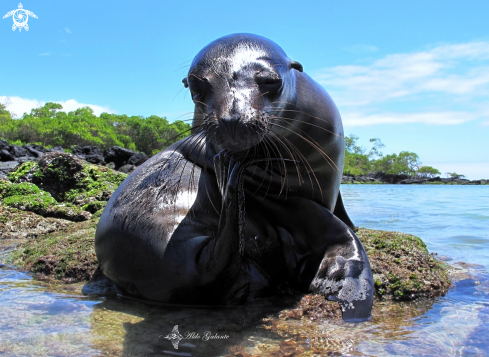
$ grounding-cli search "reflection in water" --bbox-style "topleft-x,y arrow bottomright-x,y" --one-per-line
2,263 -> 487,356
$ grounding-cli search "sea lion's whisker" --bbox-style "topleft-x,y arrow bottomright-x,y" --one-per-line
271,120 -> 340,173
173,86 -> 188,101
268,114 -> 341,137
270,126 -> 324,199
193,100 -> 208,107
262,135 -> 289,197
172,113 -> 198,121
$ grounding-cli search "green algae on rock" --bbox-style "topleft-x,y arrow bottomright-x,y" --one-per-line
0,204 -> 71,240
6,218 -> 99,282
357,228 -> 451,299
6,217 -> 451,302
4,152 -> 127,220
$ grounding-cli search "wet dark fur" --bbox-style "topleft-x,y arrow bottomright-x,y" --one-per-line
95,34 -> 373,321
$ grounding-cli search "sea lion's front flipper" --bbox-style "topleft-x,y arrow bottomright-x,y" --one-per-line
333,191 -> 357,232
309,214 -> 373,322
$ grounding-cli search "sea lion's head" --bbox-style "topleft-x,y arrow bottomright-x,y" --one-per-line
184,33 -> 303,153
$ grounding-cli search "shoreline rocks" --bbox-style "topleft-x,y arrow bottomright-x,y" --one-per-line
0,155 -> 452,301
0,139 -> 148,178
2,139 -> 486,185
342,172 -> 488,185
1,152 -> 127,223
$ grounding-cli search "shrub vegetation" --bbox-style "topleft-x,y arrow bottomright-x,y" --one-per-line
1,102 -> 444,177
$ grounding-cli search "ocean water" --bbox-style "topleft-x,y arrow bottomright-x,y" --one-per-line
0,184 -> 488,356
341,184 -> 489,269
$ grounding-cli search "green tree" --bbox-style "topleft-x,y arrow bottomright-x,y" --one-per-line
0,102 -> 191,154
417,166 -> 441,178
446,172 -> 465,179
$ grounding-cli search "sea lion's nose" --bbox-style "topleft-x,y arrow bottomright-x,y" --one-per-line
219,116 -> 241,139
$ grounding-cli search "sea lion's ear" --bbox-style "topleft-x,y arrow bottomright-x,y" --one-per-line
290,61 -> 303,72
182,77 -> 189,88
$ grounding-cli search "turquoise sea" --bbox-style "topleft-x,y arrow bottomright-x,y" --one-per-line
0,184 -> 488,356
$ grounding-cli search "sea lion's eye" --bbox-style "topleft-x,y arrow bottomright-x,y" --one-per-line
256,75 -> 282,94
188,76 -> 209,101
191,91 -> 202,100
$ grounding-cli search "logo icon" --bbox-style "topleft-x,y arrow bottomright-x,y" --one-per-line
3,3 -> 37,32
163,325 -> 184,349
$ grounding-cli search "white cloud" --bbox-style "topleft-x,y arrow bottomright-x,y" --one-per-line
343,111 -> 478,126
0,96 -> 115,117
315,41 -> 489,107
56,99 -> 113,115
64,27 -> 72,34
39,52 -> 51,56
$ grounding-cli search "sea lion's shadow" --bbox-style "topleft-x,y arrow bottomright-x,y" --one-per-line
89,293 -> 301,357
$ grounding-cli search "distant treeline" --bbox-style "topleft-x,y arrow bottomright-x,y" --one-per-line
0,102 -> 191,156
344,135 -> 448,178
1,102 -> 459,178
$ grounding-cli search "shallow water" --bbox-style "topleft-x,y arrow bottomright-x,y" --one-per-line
0,184 -> 488,356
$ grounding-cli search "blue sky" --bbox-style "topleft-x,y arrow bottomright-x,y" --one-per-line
1,0 -> 488,179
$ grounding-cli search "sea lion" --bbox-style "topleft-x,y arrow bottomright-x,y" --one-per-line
95,33 -> 373,321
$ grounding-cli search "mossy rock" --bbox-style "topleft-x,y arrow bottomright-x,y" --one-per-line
7,218 -> 99,282
0,204 -> 71,240
1,182 -> 91,221
2,181 -> 41,198
7,160 -> 39,183
0,179 -> 12,196
3,193 -> 57,214
357,228 -> 451,300
6,220 -> 452,302
7,152 -> 127,206
82,200 -> 107,214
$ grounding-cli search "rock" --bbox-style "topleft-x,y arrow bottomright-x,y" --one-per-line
357,228 -> 451,300
23,144 -> 45,158
5,219 -> 100,282
9,145 -> 29,158
0,149 -> 14,161
5,153 -> 126,220
127,152 -> 148,166
0,139 -> 9,151
73,146 -> 105,165
118,164 -> 135,174
0,204 -> 71,240
0,161 -> 19,176
103,146 -> 136,169
374,173 -> 409,184
106,162 -> 116,170
49,146 -> 65,153
1,181 -> 91,221
399,178 -> 428,184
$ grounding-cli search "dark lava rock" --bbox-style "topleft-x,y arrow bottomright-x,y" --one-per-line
32,153 -> 85,200
0,139 -> 9,151
127,152 -> 148,166
9,145 -> 30,158
0,161 -> 19,176
23,144 -> 45,158
0,149 -> 14,161
374,172 -> 409,184
103,146 -> 135,169
73,146 -> 105,165
103,146 -> 148,170
118,164 -> 136,174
